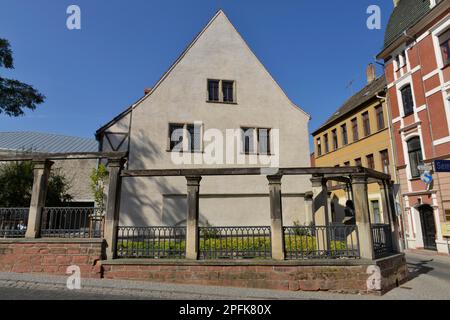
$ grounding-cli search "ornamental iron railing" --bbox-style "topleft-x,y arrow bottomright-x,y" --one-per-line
0,208 -> 29,238
372,224 -> 394,258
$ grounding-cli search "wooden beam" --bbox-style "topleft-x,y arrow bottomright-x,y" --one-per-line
0,152 -> 127,161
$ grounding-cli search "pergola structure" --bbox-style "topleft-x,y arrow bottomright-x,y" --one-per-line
0,152 -> 399,261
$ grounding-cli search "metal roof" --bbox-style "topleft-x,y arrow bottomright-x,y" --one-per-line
0,132 -> 98,153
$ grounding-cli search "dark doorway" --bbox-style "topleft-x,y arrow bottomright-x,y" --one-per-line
418,205 -> 437,251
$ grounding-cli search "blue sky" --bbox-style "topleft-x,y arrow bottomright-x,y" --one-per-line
0,0 -> 393,151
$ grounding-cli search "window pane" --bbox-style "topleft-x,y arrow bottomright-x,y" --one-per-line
208,80 -> 219,101
317,138 -> 322,156
242,128 -> 254,154
401,85 -> 414,115
324,134 -> 329,153
362,112 -> 370,136
187,124 -> 201,152
332,129 -> 338,150
222,81 -> 234,102
366,154 -> 374,169
341,124 -> 348,145
407,137 -> 423,178
352,118 -> 359,141
258,128 -> 271,155
169,124 -> 184,151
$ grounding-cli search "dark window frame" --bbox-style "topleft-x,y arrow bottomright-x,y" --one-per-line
324,134 -> 329,153
362,111 -> 371,137
407,137 -> 424,178
332,129 -> 338,150
366,154 -> 375,170
380,149 -> 390,174
341,123 -> 348,146
351,118 -> 359,141
401,84 -> 414,116
375,105 -> 385,130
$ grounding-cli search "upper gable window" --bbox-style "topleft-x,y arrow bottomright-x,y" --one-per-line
207,79 -> 236,103
208,80 -> 220,102
439,28 -> 450,67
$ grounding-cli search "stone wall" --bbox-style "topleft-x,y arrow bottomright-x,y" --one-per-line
0,239 -> 105,278
101,254 -> 408,294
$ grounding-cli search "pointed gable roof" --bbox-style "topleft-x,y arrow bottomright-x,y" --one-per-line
96,10 -> 309,138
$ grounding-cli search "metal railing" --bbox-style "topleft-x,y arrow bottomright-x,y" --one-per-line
284,225 -> 360,259
0,208 -> 29,238
199,226 -> 272,259
372,224 -> 393,258
40,207 -> 104,238
116,226 -> 186,259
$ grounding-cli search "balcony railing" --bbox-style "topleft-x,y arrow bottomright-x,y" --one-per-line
40,207 -> 104,238
199,226 -> 272,260
116,226 -> 186,259
284,225 -> 360,259
372,224 -> 393,258
0,208 -> 29,238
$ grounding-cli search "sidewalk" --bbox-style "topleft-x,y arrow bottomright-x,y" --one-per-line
0,271 -> 378,300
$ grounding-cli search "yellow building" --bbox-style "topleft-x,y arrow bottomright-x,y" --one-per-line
312,67 -> 397,225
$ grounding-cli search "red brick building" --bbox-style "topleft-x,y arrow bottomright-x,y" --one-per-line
377,0 -> 450,254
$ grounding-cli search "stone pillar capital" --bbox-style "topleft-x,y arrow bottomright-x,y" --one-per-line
310,175 -> 326,187
186,176 -> 202,186
32,159 -> 54,170
304,191 -> 313,201
107,157 -> 126,168
351,173 -> 368,185
267,174 -> 282,185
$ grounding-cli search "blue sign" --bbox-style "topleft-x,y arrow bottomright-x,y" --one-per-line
434,160 -> 450,172
421,171 -> 433,185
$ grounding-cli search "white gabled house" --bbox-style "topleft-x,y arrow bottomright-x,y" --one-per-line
96,10 -> 312,227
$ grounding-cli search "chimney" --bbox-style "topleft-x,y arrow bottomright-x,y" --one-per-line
366,63 -> 376,84
393,0 -> 400,7
144,87 -> 152,95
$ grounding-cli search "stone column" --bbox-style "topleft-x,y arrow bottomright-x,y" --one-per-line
386,181 -> 401,252
378,181 -> 390,225
25,160 -> 54,238
267,174 -> 285,260
351,174 -> 375,260
186,176 -> 202,260
310,175 -> 329,252
304,192 -> 314,225
104,158 -> 125,259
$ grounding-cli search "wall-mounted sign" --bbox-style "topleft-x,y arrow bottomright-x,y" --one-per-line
420,171 -> 433,185
434,160 -> 450,173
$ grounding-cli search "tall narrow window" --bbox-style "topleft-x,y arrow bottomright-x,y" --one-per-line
324,134 -> 329,153
222,81 -> 234,103
332,129 -> 338,150
401,84 -> 414,116
242,127 -> 255,154
168,124 -> 185,151
317,138 -> 322,156
355,158 -> 362,167
366,154 -> 375,170
341,124 -> 348,146
371,200 -> 381,224
351,118 -> 359,141
208,80 -> 220,102
257,128 -> 271,155
375,105 -> 385,130
362,111 -> 370,136
186,124 -> 201,152
439,28 -> 450,66
407,137 -> 423,178
380,149 -> 390,174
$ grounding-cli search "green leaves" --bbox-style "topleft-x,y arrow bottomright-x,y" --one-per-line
90,164 -> 109,210
0,38 -> 45,117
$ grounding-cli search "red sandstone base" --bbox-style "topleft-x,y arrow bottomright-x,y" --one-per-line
0,239 -> 408,295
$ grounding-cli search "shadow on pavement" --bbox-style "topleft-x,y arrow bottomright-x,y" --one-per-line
406,259 -> 434,281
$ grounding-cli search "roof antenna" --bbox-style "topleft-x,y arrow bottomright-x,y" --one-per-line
346,79 -> 354,95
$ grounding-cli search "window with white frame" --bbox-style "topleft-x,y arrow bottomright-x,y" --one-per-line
439,28 -> 450,67
407,137 -> 423,178
401,84 -> 414,116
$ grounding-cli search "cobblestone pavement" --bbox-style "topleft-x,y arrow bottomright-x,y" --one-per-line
0,252 -> 449,300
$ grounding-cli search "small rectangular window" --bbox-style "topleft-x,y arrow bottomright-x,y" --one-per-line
355,158 -> 362,167
317,138 -> 322,156
242,127 -> 255,154
257,128 -> 271,155
208,80 -> 220,102
376,105 -> 385,130
332,129 -> 338,150
351,118 -> 359,141
401,84 -> 414,116
168,123 -> 185,151
341,124 -> 348,145
371,200 -> 381,224
366,154 -> 375,170
439,29 -> 450,66
344,161 -> 350,167
380,149 -> 390,174
186,124 -> 201,152
362,112 -> 370,136
222,81 -> 234,103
